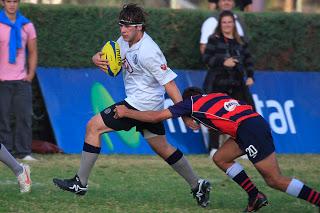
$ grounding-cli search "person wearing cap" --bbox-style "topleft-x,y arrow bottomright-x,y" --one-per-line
53,3 -> 212,207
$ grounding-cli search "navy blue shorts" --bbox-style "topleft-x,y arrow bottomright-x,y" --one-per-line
236,116 -> 275,164
100,101 -> 165,136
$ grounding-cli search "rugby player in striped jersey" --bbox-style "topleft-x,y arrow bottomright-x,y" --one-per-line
114,87 -> 320,212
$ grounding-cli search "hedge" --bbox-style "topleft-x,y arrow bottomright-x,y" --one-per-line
21,4 -> 320,71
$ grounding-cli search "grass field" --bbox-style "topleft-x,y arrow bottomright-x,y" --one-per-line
0,154 -> 319,213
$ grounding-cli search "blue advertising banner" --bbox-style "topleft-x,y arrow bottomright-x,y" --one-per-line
250,71 -> 320,153
37,68 -> 207,154
37,68 -> 320,154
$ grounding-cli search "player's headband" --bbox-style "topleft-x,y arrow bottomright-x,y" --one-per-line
118,19 -> 144,27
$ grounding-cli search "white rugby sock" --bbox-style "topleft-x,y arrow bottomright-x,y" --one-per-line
226,162 -> 244,178
286,178 -> 304,197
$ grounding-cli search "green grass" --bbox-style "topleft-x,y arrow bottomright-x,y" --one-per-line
0,154 -> 319,213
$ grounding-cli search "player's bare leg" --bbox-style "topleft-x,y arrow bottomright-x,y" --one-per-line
254,153 -> 290,191
147,135 -> 211,207
147,135 -> 175,159
85,114 -> 114,147
212,138 -> 243,171
254,152 -> 320,208
213,138 -> 268,212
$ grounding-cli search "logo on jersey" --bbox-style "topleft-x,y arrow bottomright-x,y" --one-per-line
224,100 -> 240,111
122,58 -> 133,73
104,108 -> 111,114
132,54 -> 138,65
160,64 -> 167,71
245,145 -> 258,158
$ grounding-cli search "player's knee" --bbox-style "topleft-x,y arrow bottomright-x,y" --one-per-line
212,153 -> 225,167
264,176 -> 282,190
86,118 -> 99,135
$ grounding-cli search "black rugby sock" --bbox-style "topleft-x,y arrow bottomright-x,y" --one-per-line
226,162 -> 259,200
298,185 -> 320,207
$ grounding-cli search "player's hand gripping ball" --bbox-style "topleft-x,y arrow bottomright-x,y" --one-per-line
101,40 -> 122,77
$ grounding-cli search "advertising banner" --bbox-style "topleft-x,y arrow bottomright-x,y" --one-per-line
37,68 -> 207,154
37,68 -> 320,154
250,71 -> 320,153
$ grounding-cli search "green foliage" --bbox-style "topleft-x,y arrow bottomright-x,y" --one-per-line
244,12 -> 320,71
22,4 -> 121,67
20,4 -> 320,71
0,154 -> 319,212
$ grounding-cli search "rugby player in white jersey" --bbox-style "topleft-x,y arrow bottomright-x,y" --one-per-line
53,3 -> 211,207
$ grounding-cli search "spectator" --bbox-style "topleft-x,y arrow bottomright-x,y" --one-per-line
208,0 -> 253,12
200,0 -> 247,55
0,0 -> 38,161
202,10 -> 255,154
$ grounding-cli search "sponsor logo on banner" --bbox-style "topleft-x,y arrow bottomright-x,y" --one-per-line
253,94 -> 296,135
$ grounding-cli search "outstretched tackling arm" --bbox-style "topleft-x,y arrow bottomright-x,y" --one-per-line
114,105 -> 172,123
164,81 -> 200,130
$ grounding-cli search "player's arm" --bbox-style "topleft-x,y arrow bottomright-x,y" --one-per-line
164,80 -> 182,104
164,81 -> 200,130
114,105 -> 172,123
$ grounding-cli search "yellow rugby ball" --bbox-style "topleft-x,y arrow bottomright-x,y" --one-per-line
101,40 -> 122,77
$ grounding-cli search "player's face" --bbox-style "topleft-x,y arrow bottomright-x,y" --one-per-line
221,16 -> 235,35
218,0 -> 234,11
119,24 -> 143,45
2,0 -> 19,15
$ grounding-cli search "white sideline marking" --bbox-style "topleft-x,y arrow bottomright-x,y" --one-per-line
0,180 -> 44,186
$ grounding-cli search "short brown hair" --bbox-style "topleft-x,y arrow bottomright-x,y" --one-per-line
119,3 -> 147,31
182,87 -> 204,100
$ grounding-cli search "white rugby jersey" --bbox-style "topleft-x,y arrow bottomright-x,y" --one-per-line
117,33 -> 177,111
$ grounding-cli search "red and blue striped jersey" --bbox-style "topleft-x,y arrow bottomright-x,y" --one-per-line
168,93 -> 259,137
